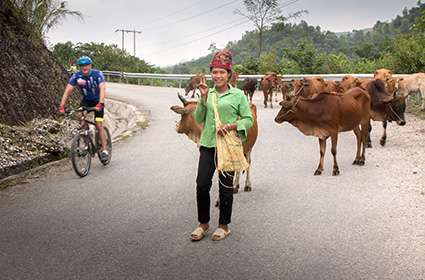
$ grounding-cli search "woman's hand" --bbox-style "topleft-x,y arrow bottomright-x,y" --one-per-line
217,124 -> 236,136
198,76 -> 208,103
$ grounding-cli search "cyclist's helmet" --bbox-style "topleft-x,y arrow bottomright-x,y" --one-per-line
76,56 -> 93,66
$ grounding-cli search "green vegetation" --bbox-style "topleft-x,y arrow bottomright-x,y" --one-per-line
51,41 -> 159,73
11,0 -> 82,41
166,2 -> 425,75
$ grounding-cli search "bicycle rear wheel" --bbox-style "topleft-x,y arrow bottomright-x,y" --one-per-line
70,133 -> 92,177
96,127 -> 112,166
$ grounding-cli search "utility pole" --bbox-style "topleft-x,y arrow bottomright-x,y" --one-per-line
115,29 -> 142,56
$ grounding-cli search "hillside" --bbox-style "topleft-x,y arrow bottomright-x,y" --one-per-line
165,2 -> 425,74
0,0 -> 76,125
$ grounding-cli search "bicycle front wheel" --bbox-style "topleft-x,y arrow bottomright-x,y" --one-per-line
70,133 -> 92,177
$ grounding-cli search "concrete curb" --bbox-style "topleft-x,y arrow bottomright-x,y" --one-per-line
104,98 -> 148,142
0,98 -> 147,189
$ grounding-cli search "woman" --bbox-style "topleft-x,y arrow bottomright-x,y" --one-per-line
191,49 -> 253,241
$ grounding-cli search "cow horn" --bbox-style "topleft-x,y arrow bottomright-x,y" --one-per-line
177,92 -> 188,105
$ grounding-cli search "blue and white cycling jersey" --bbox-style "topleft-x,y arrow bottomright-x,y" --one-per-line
68,69 -> 105,102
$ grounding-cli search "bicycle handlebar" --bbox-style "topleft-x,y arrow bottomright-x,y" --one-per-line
65,106 -> 98,116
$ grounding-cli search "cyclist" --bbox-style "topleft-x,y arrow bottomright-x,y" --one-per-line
59,56 -> 109,163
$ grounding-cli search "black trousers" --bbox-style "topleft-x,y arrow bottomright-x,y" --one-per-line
196,146 -> 234,225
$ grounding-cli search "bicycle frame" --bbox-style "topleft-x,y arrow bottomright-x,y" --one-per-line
75,110 -> 100,156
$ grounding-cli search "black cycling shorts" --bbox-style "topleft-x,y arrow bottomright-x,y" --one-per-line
80,100 -> 104,122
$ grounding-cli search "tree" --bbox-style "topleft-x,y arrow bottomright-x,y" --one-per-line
52,41 -> 75,67
390,34 -> 425,73
258,49 -> 279,73
208,42 -> 218,53
234,0 -> 281,57
412,8 -> 425,32
11,0 -> 82,41
51,42 -> 157,73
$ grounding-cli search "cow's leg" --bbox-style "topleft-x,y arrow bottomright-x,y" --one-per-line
314,138 -> 326,175
380,121 -> 387,146
274,91 -> 278,102
249,92 -> 253,103
421,89 -> 425,111
352,126 -> 362,165
359,122 -> 368,165
270,90 -> 273,109
263,91 -> 268,108
244,152 -> 252,192
331,133 -> 340,176
366,120 -> 372,148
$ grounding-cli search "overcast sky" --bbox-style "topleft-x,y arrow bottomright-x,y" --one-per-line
48,0 -> 419,67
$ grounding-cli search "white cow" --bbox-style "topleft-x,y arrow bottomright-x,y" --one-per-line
396,73 -> 425,111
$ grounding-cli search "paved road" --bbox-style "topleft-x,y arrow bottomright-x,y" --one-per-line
1,83 -> 424,280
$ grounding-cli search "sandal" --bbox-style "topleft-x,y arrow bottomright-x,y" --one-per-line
211,228 -> 231,241
191,227 -> 208,241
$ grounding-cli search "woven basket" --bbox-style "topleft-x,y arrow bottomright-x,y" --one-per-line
212,92 -> 249,172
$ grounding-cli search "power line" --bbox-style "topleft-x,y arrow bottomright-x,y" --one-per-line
143,18 -> 246,48
142,0 -> 205,28
146,20 -> 251,56
144,0 -> 303,56
144,0 -> 241,32
144,0 -> 302,48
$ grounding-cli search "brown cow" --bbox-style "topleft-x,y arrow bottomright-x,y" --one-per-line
366,80 -> 406,146
243,78 -> 257,103
294,77 -> 328,98
261,72 -> 282,108
337,75 -> 362,93
374,68 -> 393,81
275,80 -> 290,102
275,89 -> 371,176
185,74 -> 205,98
229,72 -> 240,87
324,80 -> 339,93
366,71 -> 404,147
290,79 -> 303,96
374,68 -> 396,94
337,75 -> 405,147
170,93 -> 258,193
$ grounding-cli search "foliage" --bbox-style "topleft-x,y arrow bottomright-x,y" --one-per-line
167,2 -> 425,74
234,0 -> 281,57
11,0 -> 82,41
51,42 -> 158,73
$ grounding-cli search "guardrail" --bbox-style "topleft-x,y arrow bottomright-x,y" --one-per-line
102,71 -> 405,88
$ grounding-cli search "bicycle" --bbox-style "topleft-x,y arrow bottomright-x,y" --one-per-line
65,106 -> 112,177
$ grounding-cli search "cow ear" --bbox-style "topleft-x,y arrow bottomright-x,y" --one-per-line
317,77 -> 325,84
374,70 -> 378,76
342,76 -> 347,81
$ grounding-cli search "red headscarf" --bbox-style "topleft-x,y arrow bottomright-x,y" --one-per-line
209,49 -> 232,71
